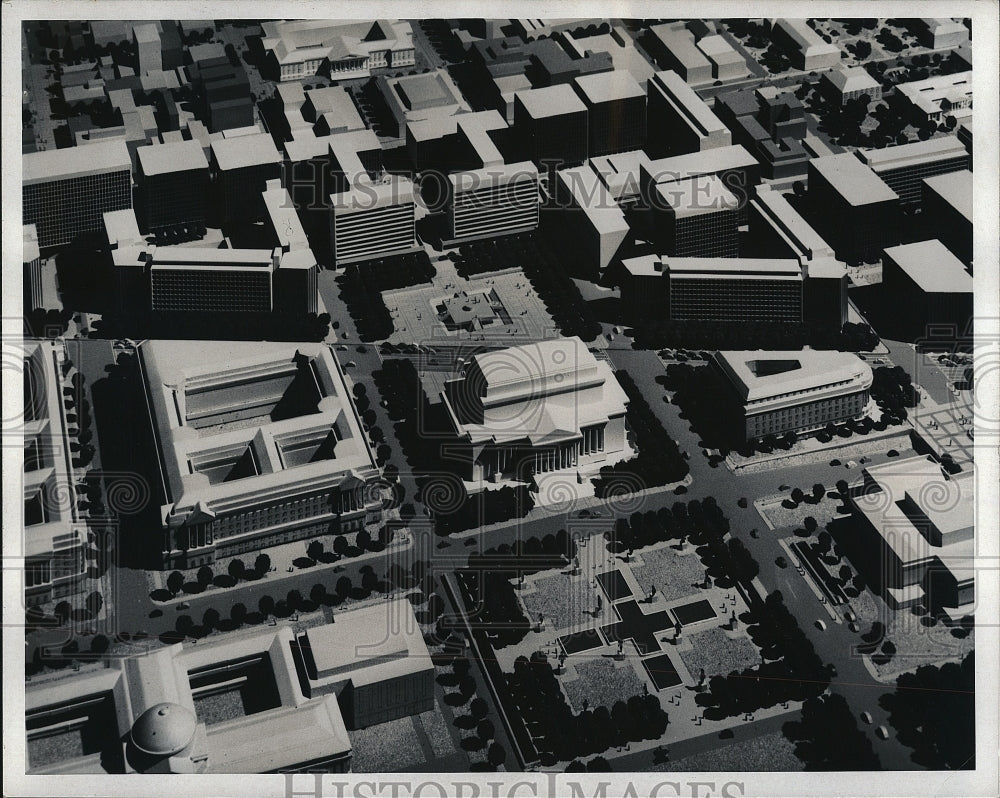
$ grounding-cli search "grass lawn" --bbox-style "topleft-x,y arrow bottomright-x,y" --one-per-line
520,574 -> 596,633
349,715 -> 426,772
629,546 -> 705,603
652,730 -> 804,771
193,690 -> 245,725
872,610 -> 975,680
27,731 -> 84,769
759,493 -> 850,531
563,657 -> 645,712
679,628 -> 760,678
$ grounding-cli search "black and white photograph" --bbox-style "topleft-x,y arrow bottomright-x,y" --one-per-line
3,2 -> 997,797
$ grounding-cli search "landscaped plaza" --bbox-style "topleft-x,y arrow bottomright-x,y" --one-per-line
491,530 -> 800,759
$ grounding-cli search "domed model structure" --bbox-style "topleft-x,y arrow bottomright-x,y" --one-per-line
130,702 -> 198,757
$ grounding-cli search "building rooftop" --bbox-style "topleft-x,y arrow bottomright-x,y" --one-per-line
649,24 -> 712,77
922,169 -> 972,222
655,174 -> 740,217
23,139 -> 131,184
444,337 -> 629,446
306,86 -> 365,131
809,153 -> 898,206
515,84 -> 587,119
622,254 -> 802,279
697,34 -> 745,67
751,185 -> 835,262
715,349 -> 872,403
854,456 -> 974,577
858,135 -> 968,171
103,209 -> 144,249
132,22 -> 160,44
556,166 -> 629,236
211,132 -> 282,172
303,598 -> 431,687
589,149 -> 652,201
883,239 -> 973,294
573,69 -> 645,105
139,340 -> 378,527
825,65 -> 881,94
645,143 -> 758,184
775,19 -> 841,60
137,139 -> 209,177
650,70 -> 730,138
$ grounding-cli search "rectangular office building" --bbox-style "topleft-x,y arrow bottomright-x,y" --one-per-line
331,177 -> 418,266
646,70 -> 731,158
654,174 -> 739,257
23,140 -> 133,248
572,70 -> 647,156
446,162 -> 540,245
857,136 -> 970,206
136,140 -> 210,235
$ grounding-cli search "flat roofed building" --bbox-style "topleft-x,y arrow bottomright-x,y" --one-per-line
696,34 -> 749,80
847,456 -> 974,610
621,255 -> 802,324
882,240 -> 973,333
654,174 -> 739,257
641,144 -> 761,223
137,340 -> 383,569
922,169 -> 972,265
304,86 -> 366,133
896,71 -> 972,122
748,185 -> 835,264
713,349 -> 873,443
406,109 -> 509,173
23,140 -> 133,248
210,133 -> 283,225
133,22 -> 162,74
646,70 -> 731,158
857,135 -> 969,206
23,599 -> 436,773
822,66 -> 882,105
442,337 -> 630,484
553,165 -> 629,275
21,340 -> 87,607
514,85 -> 589,167
647,24 -> 713,84
330,176 -> 418,266
261,19 -> 415,82
136,140 -> 211,235
915,18 -> 970,49
377,69 -> 469,133
572,70 -> 647,156
589,149 -> 652,204
807,154 -> 900,263
445,161 -> 540,245
299,598 -> 435,728
147,246 -> 278,313
773,19 -> 841,70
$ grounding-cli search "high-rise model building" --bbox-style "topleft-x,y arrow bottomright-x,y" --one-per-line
136,140 -> 210,235
653,174 -> 740,257
445,162 -> 540,245
23,140 -> 132,248
514,85 -> 589,167
572,70 -> 647,156
646,70 -> 731,157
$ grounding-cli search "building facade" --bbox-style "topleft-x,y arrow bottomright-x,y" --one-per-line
445,162 -> 540,245
857,136 -> 970,206
23,224 -> 43,313
881,240 -> 973,334
210,133 -> 284,226
654,174 -> 740,257
573,70 -> 647,157
22,340 -> 87,607
442,338 -> 630,485
136,140 -> 211,235
713,349 -> 874,443
330,177 -> 418,266
646,70 -> 731,158
138,341 -> 384,569
513,85 -> 589,167
921,169 -> 972,266
845,457 -> 974,610
807,154 -> 900,264
23,140 -> 133,249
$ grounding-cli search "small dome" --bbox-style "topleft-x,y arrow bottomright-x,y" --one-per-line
131,702 -> 197,757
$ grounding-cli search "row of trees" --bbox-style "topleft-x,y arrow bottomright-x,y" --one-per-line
470,529 -> 578,576
460,570 -> 531,647
783,693 -> 881,769
696,592 -> 833,718
609,498 -> 730,554
507,651 -> 669,761
593,370 -> 689,497
431,484 -> 536,536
